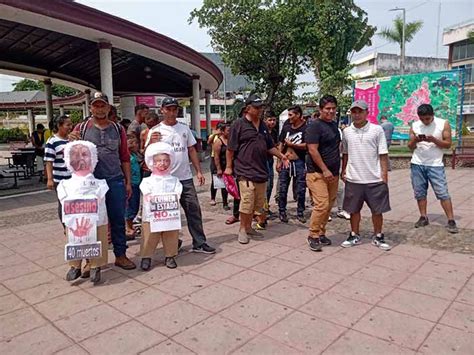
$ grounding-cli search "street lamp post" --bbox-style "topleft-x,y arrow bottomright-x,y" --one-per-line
390,7 -> 406,75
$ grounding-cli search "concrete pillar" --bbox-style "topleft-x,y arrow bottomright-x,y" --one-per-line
98,42 -> 113,103
27,109 -> 34,136
59,106 -> 65,116
44,79 -> 53,125
192,75 -> 201,139
84,89 -> 91,115
205,90 -> 211,136
82,103 -> 87,119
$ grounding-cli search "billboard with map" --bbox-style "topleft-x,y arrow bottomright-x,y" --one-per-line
353,70 -> 462,138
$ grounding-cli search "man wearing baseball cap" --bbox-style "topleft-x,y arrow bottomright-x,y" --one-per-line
145,97 -> 216,254
340,99 -> 392,251
70,92 -> 136,270
225,94 -> 289,244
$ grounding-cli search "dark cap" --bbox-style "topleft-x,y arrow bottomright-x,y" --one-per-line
245,94 -> 264,107
161,97 -> 180,107
90,92 -> 109,105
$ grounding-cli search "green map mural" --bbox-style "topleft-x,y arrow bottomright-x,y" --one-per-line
354,70 -> 462,137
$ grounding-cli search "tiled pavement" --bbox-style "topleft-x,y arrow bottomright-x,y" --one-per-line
0,169 -> 473,354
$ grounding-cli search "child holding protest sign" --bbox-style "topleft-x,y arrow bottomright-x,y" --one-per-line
57,141 -> 109,284
140,142 -> 182,270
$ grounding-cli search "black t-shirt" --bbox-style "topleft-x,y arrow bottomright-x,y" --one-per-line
228,117 -> 274,182
279,122 -> 307,161
305,119 -> 341,176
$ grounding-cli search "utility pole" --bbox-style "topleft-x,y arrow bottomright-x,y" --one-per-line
390,7 -> 406,74
435,2 -> 441,58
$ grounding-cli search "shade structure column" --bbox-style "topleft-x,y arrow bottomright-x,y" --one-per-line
44,79 -> 53,125
85,89 -> 91,115
27,109 -> 34,136
192,75 -> 201,139
98,42 -> 113,103
205,90 -> 211,136
59,106 -> 65,116
82,103 -> 87,119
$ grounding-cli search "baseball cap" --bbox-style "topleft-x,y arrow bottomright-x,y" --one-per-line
245,94 -> 264,107
350,100 -> 368,110
90,92 -> 109,105
161,97 -> 180,107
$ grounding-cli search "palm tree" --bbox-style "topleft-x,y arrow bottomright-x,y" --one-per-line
378,15 -> 423,72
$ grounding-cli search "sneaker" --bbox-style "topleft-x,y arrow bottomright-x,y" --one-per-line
90,267 -> 101,284
319,235 -> 332,246
341,232 -> 361,248
247,229 -> 264,239
307,236 -> 322,252
279,213 -> 289,223
446,220 -> 459,234
336,210 -> 351,220
223,204 -> 231,211
372,233 -> 392,251
255,222 -> 266,231
140,258 -> 152,271
210,200 -> 216,206
177,239 -> 183,252
165,257 -> 177,269
415,216 -> 429,228
328,215 -> 332,222
66,267 -> 81,281
238,231 -> 250,244
297,214 -> 306,224
192,243 -> 216,254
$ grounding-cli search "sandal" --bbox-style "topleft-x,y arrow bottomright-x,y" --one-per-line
225,216 -> 239,225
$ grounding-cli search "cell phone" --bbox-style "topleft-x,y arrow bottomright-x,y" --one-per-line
418,134 -> 427,140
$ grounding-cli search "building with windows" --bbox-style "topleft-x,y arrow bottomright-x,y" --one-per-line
350,52 -> 447,79
443,20 -> 474,129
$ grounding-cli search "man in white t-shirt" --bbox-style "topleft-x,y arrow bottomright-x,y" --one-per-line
340,100 -> 391,251
146,97 -> 215,254
407,104 -> 458,233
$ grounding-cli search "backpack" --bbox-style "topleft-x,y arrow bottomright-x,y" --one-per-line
79,118 -> 123,147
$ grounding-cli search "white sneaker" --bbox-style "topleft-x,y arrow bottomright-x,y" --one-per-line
341,232 -> 361,248
372,234 -> 391,251
337,210 -> 351,220
238,231 -> 249,244
328,215 -> 332,222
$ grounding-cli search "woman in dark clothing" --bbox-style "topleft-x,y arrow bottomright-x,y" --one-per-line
211,123 -> 230,210
31,123 -> 45,181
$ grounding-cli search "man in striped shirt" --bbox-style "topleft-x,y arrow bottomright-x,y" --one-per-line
44,115 -> 73,223
340,100 -> 391,251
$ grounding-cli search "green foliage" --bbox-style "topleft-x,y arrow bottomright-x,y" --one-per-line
0,128 -> 27,143
69,110 -> 83,125
12,79 -> 78,98
378,15 -> 423,50
190,0 -> 374,115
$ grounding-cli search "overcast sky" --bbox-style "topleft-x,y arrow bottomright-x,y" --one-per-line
1,0 -> 472,92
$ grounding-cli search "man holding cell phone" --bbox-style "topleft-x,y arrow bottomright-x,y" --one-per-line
408,104 -> 458,233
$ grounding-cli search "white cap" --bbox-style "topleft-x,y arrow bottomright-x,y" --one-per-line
145,142 -> 175,171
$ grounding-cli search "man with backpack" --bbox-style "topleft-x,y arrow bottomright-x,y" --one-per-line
70,92 -> 136,270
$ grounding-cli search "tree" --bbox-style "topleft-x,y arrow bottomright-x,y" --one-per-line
12,79 -> 78,97
190,0 -> 375,114
378,15 -> 423,54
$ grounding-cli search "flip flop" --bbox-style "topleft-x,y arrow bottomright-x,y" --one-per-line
225,216 -> 239,225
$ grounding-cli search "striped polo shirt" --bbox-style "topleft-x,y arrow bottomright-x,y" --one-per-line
342,122 -> 388,184
44,135 -> 71,182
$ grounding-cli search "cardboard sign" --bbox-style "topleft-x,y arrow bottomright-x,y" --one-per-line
212,175 -> 226,189
149,193 -> 181,232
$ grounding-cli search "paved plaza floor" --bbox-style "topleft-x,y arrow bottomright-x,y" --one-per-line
0,169 -> 472,354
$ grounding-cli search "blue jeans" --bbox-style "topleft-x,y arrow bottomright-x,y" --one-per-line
125,184 -> 140,220
180,179 -> 207,248
266,158 -> 274,203
106,177 -> 128,257
410,164 -> 450,201
278,159 -> 306,215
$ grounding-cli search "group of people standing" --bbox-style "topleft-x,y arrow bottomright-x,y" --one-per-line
43,90 -> 459,282
213,94 -> 459,254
